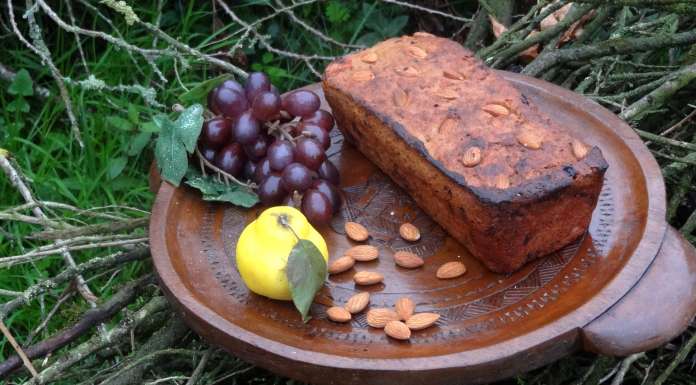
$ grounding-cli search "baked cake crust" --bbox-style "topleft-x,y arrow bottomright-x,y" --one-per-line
323,33 -> 608,273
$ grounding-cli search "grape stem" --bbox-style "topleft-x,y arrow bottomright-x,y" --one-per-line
265,119 -> 297,142
194,148 -> 257,189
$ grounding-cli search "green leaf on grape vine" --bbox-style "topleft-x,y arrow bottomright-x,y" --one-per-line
178,74 -> 232,105
153,104 -> 204,186
184,168 -> 259,208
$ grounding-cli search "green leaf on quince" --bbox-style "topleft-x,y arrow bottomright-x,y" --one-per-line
285,239 -> 327,323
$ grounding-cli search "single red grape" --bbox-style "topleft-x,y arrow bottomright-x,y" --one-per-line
243,161 -> 257,181
220,79 -> 245,95
282,90 -> 320,117
215,88 -> 248,118
254,158 -> 272,183
317,160 -> 340,186
281,162 -> 313,193
294,137 -> 326,171
302,109 -> 334,131
233,111 -> 260,145
312,179 -> 342,211
202,117 -> 233,148
267,140 -> 295,171
251,91 -> 281,122
207,86 -> 221,115
298,123 -> 330,150
302,189 -> 333,226
243,135 -> 268,162
214,143 -> 246,176
258,173 -> 286,205
199,143 -> 217,162
245,72 -> 271,104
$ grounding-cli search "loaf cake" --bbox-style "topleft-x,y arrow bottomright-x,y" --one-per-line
322,33 -> 608,273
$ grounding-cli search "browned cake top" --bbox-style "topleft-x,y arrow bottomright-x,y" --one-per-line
324,33 -> 596,190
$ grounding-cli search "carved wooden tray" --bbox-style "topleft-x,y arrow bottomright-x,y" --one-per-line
149,75 -> 696,385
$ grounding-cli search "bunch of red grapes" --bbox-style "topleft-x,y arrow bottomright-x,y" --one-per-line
198,72 -> 342,226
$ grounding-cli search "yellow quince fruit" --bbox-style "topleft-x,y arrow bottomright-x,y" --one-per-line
236,206 -> 328,301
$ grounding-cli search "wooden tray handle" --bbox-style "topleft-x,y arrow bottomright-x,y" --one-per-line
582,226 -> 696,356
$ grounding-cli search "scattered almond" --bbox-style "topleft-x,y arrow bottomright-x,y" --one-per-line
345,245 -> 379,262
384,321 -> 411,340
407,46 -> 428,59
494,174 -> 510,189
395,297 -> 415,321
394,251 -> 424,269
344,292 -> 370,314
399,223 -> 420,242
435,88 -> 459,100
436,261 -> 467,279
438,117 -> 458,134
462,146 -> 482,167
406,313 -> 440,330
393,88 -> 409,108
353,271 -> 384,285
328,256 -> 355,275
571,139 -> 589,159
352,70 -> 375,82
361,52 -> 378,64
367,308 -> 400,328
443,70 -> 465,80
326,306 -> 352,323
517,130 -> 543,150
413,31 -> 435,38
482,103 -> 510,117
345,221 -> 369,242
395,66 -> 419,77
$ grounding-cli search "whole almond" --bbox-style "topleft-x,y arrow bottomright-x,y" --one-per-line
326,306 -> 352,323
384,321 -> 411,340
406,313 -> 440,330
393,251 -> 424,269
366,308 -> 400,328
436,261 -> 467,279
462,146 -> 482,167
361,52 -> 378,64
443,70 -> 465,81
345,221 -> 369,241
328,256 -> 355,274
517,130 -> 543,150
482,103 -> 510,117
494,174 -> 510,189
393,88 -> 409,108
571,139 -> 589,159
407,46 -> 428,59
395,66 -> 419,77
345,245 -> 379,262
395,297 -> 415,321
353,271 -> 384,285
399,223 -> 420,242
345,292 -> 370,314
352,70 -> 374,82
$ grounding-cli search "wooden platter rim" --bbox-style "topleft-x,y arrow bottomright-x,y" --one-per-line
149,73 -> 667,373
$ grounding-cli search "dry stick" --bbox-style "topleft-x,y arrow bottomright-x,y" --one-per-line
185,348 -> 213,385
30,217 -> 149,240
523,28 -> 696,77
99,317 -> 189,385
0,247 -> 149,319
620,63 -> 696,121
26,296 -> 170,385
0,319 -> 39,378
380,0 -> 472,22
610,352 -> 645,385
64,0 -> 89,73
575,0 -> 693,5
273,0 -> 364,50
0,63 -> 51,98
8,0 -> 82,147
0,155 -> 100,306
0,275 -> 153,378
654,331 -> 696,385
493,3 -> 595,69
660,108 -> 696,137
26,291 -> 75,344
